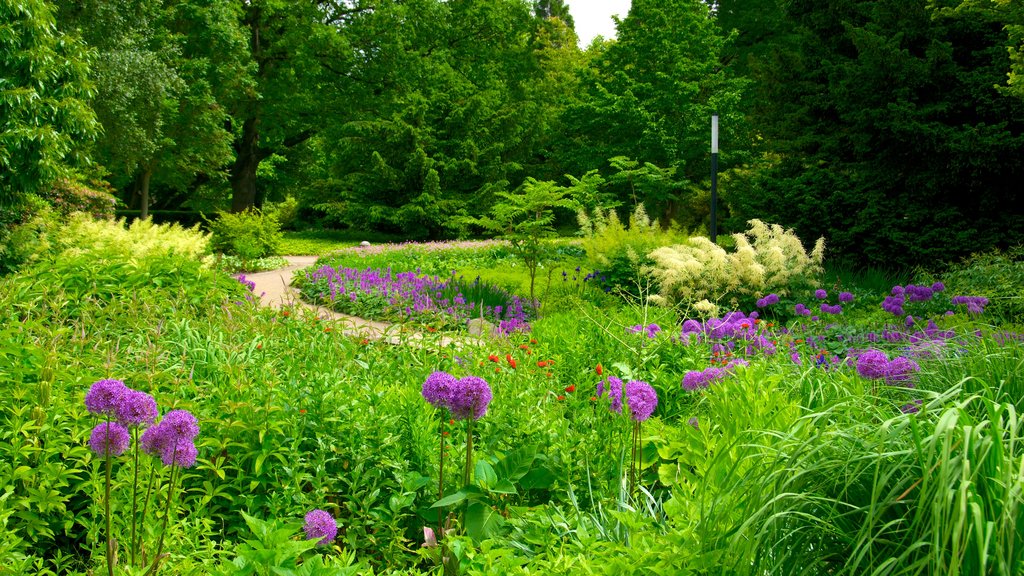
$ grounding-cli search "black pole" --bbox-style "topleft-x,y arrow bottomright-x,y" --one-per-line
710,114 -> 718,244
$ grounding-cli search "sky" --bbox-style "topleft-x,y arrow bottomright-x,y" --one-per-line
563,0 -> 632,47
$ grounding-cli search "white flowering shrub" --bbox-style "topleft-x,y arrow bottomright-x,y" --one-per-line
647,219 -> 825,310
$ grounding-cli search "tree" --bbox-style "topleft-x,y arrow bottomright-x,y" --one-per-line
0,0 -> 98,209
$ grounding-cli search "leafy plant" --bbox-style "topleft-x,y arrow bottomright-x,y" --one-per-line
206,210 -> 283,261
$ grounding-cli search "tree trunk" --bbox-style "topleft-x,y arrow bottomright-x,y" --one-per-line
230,116 -> 260,213
140,167 -> 153,220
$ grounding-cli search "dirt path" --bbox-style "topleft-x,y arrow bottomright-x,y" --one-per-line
245,256 -> 474,347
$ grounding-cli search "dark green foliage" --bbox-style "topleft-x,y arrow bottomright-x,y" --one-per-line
722,0 -> 1024,268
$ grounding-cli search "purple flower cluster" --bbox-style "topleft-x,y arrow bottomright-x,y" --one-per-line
305,266 -> 533,334
900,399 -> 923,414
682,366 -> 728,391
421,372 -> 491,421
89,422 -> 131,457
794,303 -> 812,316
85,379 -> 130,417
303,509 -> 338,546
628,323 -> 661,338
680,311 -> 760,341
624,381 -> 658,422
838,291 -> 854,303
820,303 -> 842,315
140,410 -> 201,467
235,274 -> 256,292
951,296 -> 988,315
814,289 -> 828,300
597,376 -> 624,413
756,293 -> 780,308
855,350 -> 921,386
903,284 -> 936,302
882,295 -> 905,316
85,379 -> 159,428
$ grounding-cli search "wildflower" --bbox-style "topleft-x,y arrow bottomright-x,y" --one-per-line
85,379 -> 129,417
885,356 -> 920,386
814,289 -> 828,299
448,377 -> 492,421
303,509 -> 338,546
159,410 -> 200,444
89,422 -> 131,457
160,440 -> 198,468
599,376 -> 624,413
838,291 -> 854,303
537,361 -> 548,368
115,389 -> 158,428
596,363 -> 603,376
565,385 -> 576,393
856,350 -> 890,380
931,281 -> 945,292
488,354 -> 500,363
140,425 -> 168,455
422,371 -> 457,410
507,355 -> 517,369
625,381 -> 657,422
900,399 -> 923,414
557,395 -> 566,401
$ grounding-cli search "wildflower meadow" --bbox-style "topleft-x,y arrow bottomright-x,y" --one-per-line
1,217 -> 1022,576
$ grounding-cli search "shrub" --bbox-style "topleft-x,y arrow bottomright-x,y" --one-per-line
264,195 -> 300,230
647,219 -> 825,311
206,209 -> 282,260
578,204 -> 686,298
37,177 -> 118,220
939,246 -> 1024,324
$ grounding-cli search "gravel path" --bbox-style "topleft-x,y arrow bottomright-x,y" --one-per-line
245,255 -> 474,347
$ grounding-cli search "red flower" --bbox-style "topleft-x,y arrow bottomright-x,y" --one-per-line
557,395 -> 566,401
489,354 -> 500,363
530,338 -> 538,345
299,409 -> 307,414
281,310 -> 290,317
506,354 -> 517,369
546,372 -> 553,378
519,344 -> 530,350
537,361 -> 548,368
256,344 -> 262,350
590,396 -> 597,402
596,363 -> 603,376
565,385 -> 576,393
495,367 -> 502,373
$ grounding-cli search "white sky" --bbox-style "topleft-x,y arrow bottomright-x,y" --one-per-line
563,0 -> 632,47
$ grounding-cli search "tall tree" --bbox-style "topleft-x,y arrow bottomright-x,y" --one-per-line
0,0 -> 98,209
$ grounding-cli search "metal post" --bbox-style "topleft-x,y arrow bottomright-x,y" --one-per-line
710,114 -> 718,244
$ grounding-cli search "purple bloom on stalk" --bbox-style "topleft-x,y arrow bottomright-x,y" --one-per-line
905,315 -> 915,327
115,389 -> 158,427
891,285 -> 905,296
303,509 -> 338,546
422,371 -> 457,410
814,289 -> 828,299
160,440 -> 198,468
140,425 -> 168,455
900,399 -> 923,414
449,377 -> 492,421
856,350 -> 890,380
603,376 -> 623,412
85,379 -> 129,416
159,410 -> 200,443
625,381 -> 657,422
931,281 -> 945,293
790,352 -> 802,365
89,422 -> 131,457
885,356 -> 920,386
838,291 -> 854,303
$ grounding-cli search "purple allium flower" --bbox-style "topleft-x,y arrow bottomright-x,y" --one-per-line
89,422 -> 131,457
140,425 -> 168,456
85,379 -> 129,416
625,381 -> 657,422
820,303 -> 842,315
900,399 -> 923,414
687,417 -> 699,430
449,377 -> 492,421
838,291 -> 854,303
681,319 -> 703,335
159,410 -> 200,443
115,389 -> 158,427
422,371 -> 457,410
856,350 -> 890,380
931,281 -> 945,293
814,289 -> 828,299
646,324 -> 662,338
905,315 -> 915,327
682,371 -> 705,391
790,352 -> 802,365
303,509 -> 338,546
160,440 -> 198,468
885,356 -> 920,386
891,285 -> 905,296
882,295 -> 906,316
794,303 -> 812,316
604,376 -> 624,413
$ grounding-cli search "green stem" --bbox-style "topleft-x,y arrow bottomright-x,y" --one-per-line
105,446 -> 114,576
136,460 -> 158,566
438,416 -> 445,538
464,419 -> 474,487
147,462 -> 179,576
130,428 -> 140,567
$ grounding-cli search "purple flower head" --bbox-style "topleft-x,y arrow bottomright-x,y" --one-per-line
160,410 -> 200,443
882,295 -> 905,316
89,422 -> 131,457
604,376 -> 624,412
687,417 -> 700,430
449,377 -> 492,421
625,380 -> 657,422
885,356 -> 920,386
303,509 -> 338,546
814,289 -> 828,300
756,294 -> 779,308
931,281 -> 945,293
820,303 -> 842,315
900,399 -> 923,414
891,285 -> 905,296
115,389 -> 158,427
160,440 -> 198,468
645,324 -> 662,338
85,379 -> 129,416
905,315 -> 916,327
838,291 -> 854,303
140,425 -> 168,456
681,319 -> 703,335
422,371 -> 457,410
856,350 -> 890,380
794,303 -> 812,316
790,352 -> 802,365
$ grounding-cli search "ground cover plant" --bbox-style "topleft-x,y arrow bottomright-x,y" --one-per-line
1,217 -> 1022,575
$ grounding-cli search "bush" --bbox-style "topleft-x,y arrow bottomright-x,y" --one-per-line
206,209 -> 282,260
577,204 -> 686,298
37,177 -> 118,220
940,246 -> 1024,324
264,196 -> 300,231
647,219 -> 825,312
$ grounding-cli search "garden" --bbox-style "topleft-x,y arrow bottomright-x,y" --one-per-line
1,209 -> 1022,576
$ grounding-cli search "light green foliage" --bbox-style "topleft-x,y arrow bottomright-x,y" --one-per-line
207,209 -> 282,261
940,246 -> 1024,324
578,203 -> 686,298
648,219 -> 825,311
469,178 -> 577,303
264,195 -> 300,231
56,214 -> 210,262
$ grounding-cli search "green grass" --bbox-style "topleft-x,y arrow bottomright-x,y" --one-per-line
278,229 -> 405,255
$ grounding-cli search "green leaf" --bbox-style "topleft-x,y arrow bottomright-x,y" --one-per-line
493,444 -> 538,483
465,500 -> 505,541
474,459 -> 497,489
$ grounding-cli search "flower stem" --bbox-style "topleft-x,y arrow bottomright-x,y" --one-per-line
147,463 -> 179,576
105,447 -> 114,576
464,419 -> 473,487
136,460 -> 157,566
130,428 -> 140,567
438,415 -> 445,538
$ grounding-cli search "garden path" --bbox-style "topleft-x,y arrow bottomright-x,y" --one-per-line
246,255 -> 473,348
